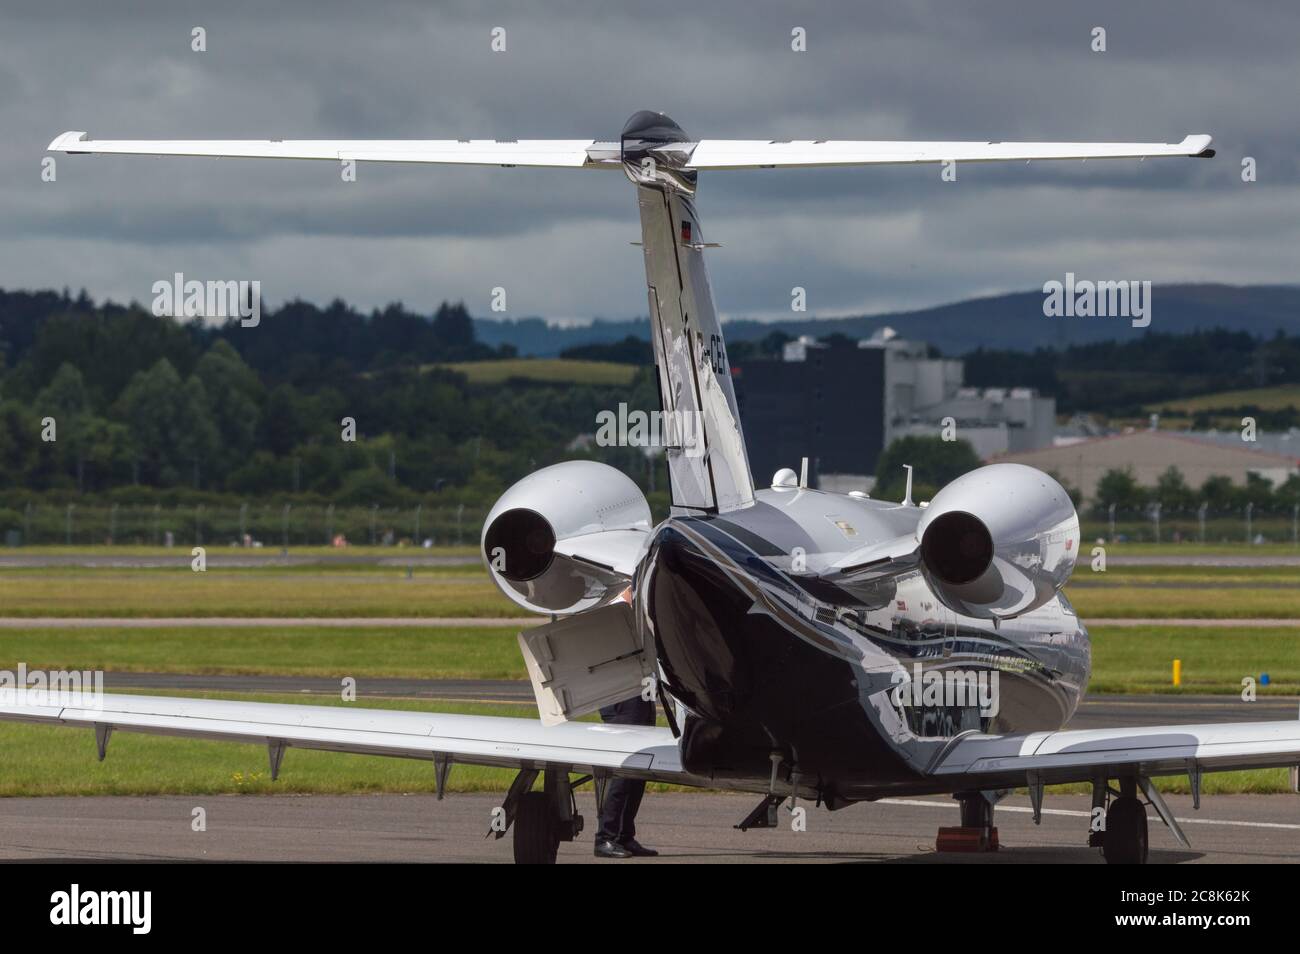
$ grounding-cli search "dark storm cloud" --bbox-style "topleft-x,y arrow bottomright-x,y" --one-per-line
2,0 -> 1296,321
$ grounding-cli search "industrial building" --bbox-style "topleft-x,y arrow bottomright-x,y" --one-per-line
733,328 -> 1055,490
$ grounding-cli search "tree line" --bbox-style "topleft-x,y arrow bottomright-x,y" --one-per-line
0,289 -> 661,509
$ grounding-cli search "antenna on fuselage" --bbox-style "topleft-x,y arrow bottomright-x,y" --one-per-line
901,465 -> 914,507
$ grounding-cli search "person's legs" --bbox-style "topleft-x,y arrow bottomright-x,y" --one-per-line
595,696 -> 658,854
597,777 -> 634,843
616,779 -> 647,843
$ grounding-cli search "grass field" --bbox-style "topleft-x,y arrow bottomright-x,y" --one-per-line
2,561 -> 1294,619
2,545 -> 481,559
1,623 -> 1295,693
1150,384 -> 1300,414
1066,585 -> 1300,619
438,358 -> 637,387
0,567 -> 525,618
0,625 -> 527,679
1088,625 -> 1299,694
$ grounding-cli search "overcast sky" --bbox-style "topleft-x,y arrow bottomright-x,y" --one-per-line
3,0 -> 1297,324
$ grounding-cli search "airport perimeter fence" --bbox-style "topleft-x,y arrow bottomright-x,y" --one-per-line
3,502 -> 1298,549
1080,504 -> 1300,545
0,503 -> 492,549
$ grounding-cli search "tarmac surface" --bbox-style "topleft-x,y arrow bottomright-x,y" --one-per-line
0,791 -> 1295,863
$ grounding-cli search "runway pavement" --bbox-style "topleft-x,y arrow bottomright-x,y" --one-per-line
0,791 -> 1295,863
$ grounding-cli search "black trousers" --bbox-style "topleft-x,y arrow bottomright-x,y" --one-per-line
595,696 -> 657,844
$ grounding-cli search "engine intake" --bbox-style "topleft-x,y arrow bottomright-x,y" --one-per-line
481,460 -> 651,615
483,508 -> 556,582
920,511 -> 993,587
916,463 -> 1078,620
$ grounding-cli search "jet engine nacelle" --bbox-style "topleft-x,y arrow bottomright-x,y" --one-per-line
915,463 -> 1079,620
481,460 -> 652,615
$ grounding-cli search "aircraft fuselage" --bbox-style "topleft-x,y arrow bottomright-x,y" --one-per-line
637,487 -> 1090,803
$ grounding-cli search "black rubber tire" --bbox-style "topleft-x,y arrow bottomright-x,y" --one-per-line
1102,796 -> 1149,864
513,791 -> 560,864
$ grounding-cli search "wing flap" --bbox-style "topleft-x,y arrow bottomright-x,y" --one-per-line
687,135 -> 1214,169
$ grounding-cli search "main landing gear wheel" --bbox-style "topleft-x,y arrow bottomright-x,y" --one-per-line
513,791 -> 561,864
1101,795 -> 1149,865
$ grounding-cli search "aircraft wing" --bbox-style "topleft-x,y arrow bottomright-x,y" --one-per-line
0,692 -> 694,786
47,131 -> 615,169
685,136 -> 1214,169
932,719 -> 1300,788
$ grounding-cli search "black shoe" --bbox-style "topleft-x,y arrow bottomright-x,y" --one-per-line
621,839 -> 659,857
594,839 -> 632,858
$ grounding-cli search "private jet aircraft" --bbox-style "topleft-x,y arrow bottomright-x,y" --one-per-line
8,111 -> 1298,864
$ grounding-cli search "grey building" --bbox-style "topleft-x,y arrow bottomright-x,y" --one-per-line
734,327 -> 1055,489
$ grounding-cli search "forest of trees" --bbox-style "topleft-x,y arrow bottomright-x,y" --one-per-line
0,289 -> 661,510
4,288 -> 1299,524
962,329 -> 1300,419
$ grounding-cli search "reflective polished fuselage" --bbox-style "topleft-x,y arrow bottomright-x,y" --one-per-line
636,486 -> 1090,802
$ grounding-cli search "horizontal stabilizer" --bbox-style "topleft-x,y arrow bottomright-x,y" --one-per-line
48,131 -> 1214,172
47,132 -> 615,169
685,135 -> 1214,169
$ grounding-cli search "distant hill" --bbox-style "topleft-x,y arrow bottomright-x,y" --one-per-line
475,284 -> 1300,357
